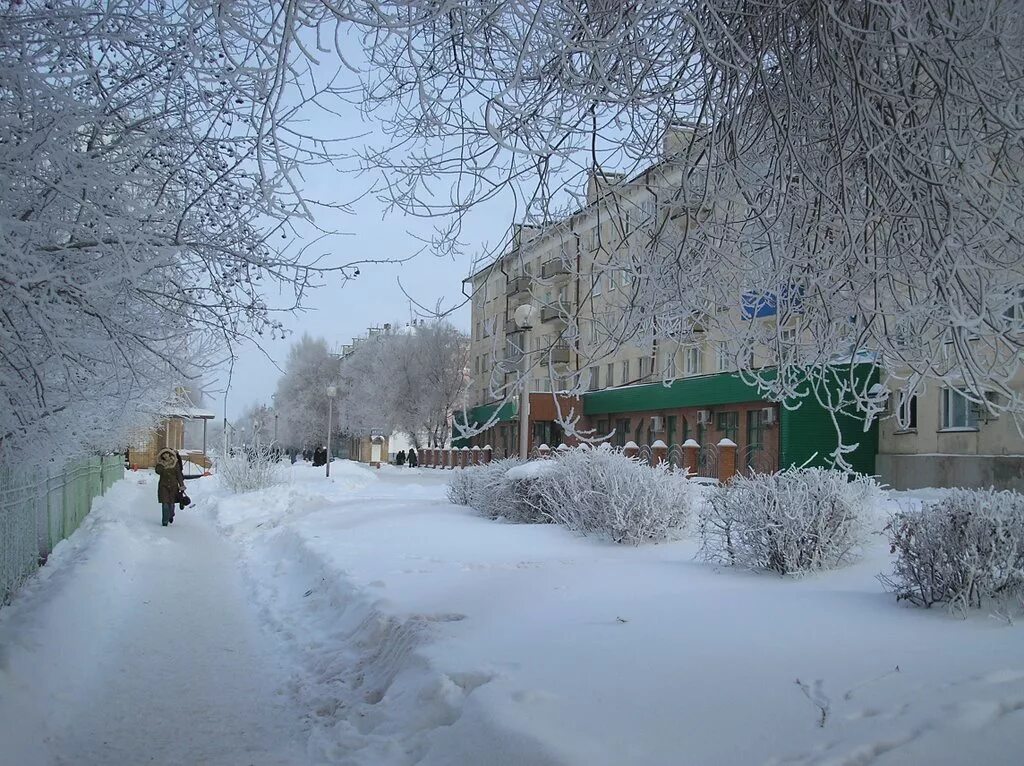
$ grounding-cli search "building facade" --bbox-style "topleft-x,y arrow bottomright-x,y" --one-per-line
459,127 -> 1024,488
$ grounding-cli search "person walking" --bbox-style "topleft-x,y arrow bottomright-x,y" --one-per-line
395,449 -> 406,466
155,448 -> 185,527
407,448 -> 417,468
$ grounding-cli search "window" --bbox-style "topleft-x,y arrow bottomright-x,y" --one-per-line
592,272 -> 604,296
684,347 -> 701,375
659,349 -> 677,378
716,411 -> 739,443
716,342 -> 730,371
589,366 -> 600,391
639,356 -> 651,379
607,268 -> 617,290
614,418 -> 630,447
607,363 -> 615,387
896,391 -> 918,431
666,416 -> 678,447
746,410 -> 766,470
588,321 -> 599,345
941,388 -> 979,430
597,419 -> 609,438
622,359 -> 631,383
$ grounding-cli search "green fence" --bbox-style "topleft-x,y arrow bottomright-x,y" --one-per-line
1,454 -> 125,605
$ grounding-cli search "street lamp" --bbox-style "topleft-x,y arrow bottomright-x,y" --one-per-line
326,384 -> 337,477
513,304 -> 539,459
272,393 -> 279,444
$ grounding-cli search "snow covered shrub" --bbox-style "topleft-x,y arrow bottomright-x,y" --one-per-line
879,489 -> 1024,611
216,445 -> 287,494
446,459 -> 543,521
699,469 -> 877,574
445,466 -> 475,506
528,447 -> 694,544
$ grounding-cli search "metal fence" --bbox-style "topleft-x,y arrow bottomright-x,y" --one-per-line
1,454 -> 124,605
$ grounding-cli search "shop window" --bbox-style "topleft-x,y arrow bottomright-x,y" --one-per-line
716,411 -> 739,443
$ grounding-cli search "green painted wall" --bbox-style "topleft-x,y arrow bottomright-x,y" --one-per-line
583,373 -> 766,415
778,366 -> 879,475
581,366 -> 879,475
452,401 -> 517,447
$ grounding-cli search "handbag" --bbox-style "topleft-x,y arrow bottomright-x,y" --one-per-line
177,489 -> 192,510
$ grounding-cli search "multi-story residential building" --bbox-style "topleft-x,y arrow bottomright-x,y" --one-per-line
459,127 -> 1024,489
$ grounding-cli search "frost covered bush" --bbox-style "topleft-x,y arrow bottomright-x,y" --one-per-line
879,489 -> 1024,612
699,468 -> 877,574
446,459 -> 543,522
216,446 -> 287,494
528,447 -> 694,544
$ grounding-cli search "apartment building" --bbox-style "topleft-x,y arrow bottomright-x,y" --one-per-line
459,128 -> 874,475
460,129 -> 1024,489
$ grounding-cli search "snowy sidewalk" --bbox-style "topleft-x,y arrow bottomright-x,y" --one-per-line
0,475 -> 307,765
211,462 -> 1024,766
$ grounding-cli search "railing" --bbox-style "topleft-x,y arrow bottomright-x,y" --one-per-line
506,275 -> 531,296
540,305 -> 567,323
541,343 -> 571,366
1,454 -> 125,605
541,259 -> 570,279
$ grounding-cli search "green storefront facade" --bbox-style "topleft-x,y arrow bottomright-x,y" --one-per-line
456,365 -> 879,475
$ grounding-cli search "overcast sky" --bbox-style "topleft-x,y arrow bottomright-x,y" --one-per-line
208,184 -> 497,421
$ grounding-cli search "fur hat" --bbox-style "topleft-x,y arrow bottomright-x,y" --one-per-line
157,448 -> 178,469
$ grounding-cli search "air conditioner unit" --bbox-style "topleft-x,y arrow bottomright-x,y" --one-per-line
650,416 -> 665,433
696,409 -> 712,426
762,407 -> 777,425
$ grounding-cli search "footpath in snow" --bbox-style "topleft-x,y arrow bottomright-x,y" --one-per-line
209,462 -> 1024,766
3,461 -> 1024,765
0,474 -> 307,765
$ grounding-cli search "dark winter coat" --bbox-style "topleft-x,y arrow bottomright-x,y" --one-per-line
155,449 -> 184,504
407,449 -> 417,467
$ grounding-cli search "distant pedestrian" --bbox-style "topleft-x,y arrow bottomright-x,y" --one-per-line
407,448 -> 417,468
290,449 -> 297,464
396,450 -> 406,466
155,448 -> 185,527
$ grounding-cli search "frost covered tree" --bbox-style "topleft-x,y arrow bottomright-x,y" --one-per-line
312,0 -> 1024,452
274,336 -> 341,448
336,322 -> 469,446
0,1 -> 360,468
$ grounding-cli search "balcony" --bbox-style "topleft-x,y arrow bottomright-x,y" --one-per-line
541,304 -> 568,323
504,318 -> 520,335
541,258 -> 570,280
541,343 -> 571,366
506,275 -> 531,297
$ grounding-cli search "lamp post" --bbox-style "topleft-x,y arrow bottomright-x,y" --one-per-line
326,384 -> 337,477
513,304 -> 538,459
272,394 -> 279,444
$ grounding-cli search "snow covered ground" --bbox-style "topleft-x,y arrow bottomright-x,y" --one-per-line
2,461 -> 1024,765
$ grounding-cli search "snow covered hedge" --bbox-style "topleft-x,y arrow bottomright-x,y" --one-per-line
698,468 -> 878,574
448,447 -> 695,545
446,458 -> 547,523
879,489 -> 1024,611
216,446 -> 287,494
